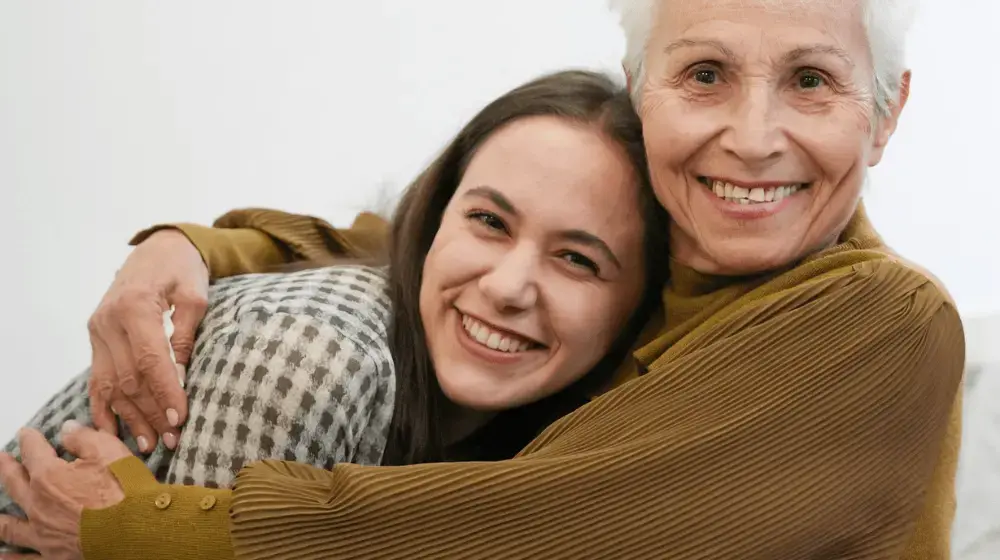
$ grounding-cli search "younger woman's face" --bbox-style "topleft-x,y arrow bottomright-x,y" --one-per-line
419,115 -> 648,410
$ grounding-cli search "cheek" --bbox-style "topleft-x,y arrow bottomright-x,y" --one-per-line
793,105 -> 874,176
550,284 -> 642,371
641,95 -> 707,164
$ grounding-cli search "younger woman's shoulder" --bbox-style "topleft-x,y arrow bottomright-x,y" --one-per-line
202,264 -> 392,349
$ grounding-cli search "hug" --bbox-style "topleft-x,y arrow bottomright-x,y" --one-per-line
0,0 -> 963,558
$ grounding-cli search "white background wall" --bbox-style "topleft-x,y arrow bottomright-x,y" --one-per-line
1,0 -> 997,437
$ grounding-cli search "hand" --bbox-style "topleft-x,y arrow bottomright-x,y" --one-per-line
87,228 -> 209,452
0,422 -> 130,559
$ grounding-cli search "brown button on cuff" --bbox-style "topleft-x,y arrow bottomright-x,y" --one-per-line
199,495 -> 218,511
154,493 -> 172,510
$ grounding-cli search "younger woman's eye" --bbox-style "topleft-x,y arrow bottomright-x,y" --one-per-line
467,211 -> 508,234
559,252 -> 600,275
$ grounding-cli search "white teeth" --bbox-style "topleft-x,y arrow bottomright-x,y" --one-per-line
708,180 -> 804,205
486,332 -> 501,349
461,314 -> 533,354
475,327 -> 489,344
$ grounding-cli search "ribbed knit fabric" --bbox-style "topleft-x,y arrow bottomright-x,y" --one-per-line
82,204 -> 964,560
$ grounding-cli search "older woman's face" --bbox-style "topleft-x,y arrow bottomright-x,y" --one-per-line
638,0 -> 909,274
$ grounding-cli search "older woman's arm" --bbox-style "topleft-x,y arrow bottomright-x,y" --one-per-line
83,208 -> 390,442
133,209 -> 389,279
80,258 -> 964,560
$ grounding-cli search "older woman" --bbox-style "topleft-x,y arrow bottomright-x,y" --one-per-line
0,0 -> 963,559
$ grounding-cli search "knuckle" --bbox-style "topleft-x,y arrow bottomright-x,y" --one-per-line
169,336 -> 195,356
134,348 -> 164,376
88,375 -> 115,401
149,383 -> 176,407
118,371 -> 141,397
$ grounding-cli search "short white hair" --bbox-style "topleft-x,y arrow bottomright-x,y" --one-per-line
608,0 -> 917,115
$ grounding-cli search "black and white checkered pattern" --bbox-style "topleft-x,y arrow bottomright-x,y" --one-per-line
0,265 -> 396,528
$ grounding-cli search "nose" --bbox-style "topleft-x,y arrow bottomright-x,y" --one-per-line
478,247 -> 539,312
719,82 -> 788,166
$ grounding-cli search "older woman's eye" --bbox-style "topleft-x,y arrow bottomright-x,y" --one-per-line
692,68 -> 719,85
467,211 -> 508,234
796,70 -> 827,90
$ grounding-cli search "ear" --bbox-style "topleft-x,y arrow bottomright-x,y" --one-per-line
868,70 -> 911,166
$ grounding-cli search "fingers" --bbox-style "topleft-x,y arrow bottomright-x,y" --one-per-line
88,391 -> 118,439
87,338 -> 118,436
106,395 -> 155,454
91,307 -> 177,451
167,290 -> 208,367
14,431 -> 57,476
0,515 -> 38,553
104,324 -> 178,451
60,421 -> 131,465
122,311 -> 189,432
0,455 -> 31,517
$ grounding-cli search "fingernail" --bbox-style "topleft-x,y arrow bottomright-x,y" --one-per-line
166,408 -> 179,428
162,432 -> 178,450
137,436 -> 149,452
110,405 -> 119,416
61,420 -> 83,435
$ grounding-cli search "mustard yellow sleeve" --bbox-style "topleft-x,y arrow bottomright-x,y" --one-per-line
81,456 -> 235,560
220,261 -> 963,559
130,208 -> 390,280
80,260 -> 964,560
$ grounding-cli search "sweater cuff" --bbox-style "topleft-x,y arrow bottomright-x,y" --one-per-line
81,456 -> 236,560
130,223 -> 287,279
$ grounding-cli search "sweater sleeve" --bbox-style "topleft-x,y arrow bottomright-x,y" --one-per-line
129,209 -> 389,279
80,260 -> 965,560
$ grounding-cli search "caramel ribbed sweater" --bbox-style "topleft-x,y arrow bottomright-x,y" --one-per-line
81,205 -> 963,560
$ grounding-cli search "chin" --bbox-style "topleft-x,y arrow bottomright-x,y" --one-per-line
438,378 -> 505,411
706,238 -> 805,276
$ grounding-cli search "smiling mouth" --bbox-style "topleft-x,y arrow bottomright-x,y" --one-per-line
697,176 -> 811,205
460,313 -> 543,354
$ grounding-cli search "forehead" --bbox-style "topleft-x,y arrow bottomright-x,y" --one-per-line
655,0 -> 869,59
458,116 -> 641,231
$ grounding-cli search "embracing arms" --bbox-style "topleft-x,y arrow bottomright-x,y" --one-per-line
81,258 -> 965,560
136,208 -> 390,278
85,208 -> 390,450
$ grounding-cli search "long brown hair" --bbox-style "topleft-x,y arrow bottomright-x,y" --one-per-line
379,70 -> 670,465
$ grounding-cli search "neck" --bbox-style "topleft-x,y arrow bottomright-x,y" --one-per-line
440,399 -> 497,446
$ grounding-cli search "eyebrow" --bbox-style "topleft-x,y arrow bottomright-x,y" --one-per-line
465,185 -> 517,214
463,186 -> 623,270
664,39 -> 854,69
663,38 -> 738,61
781,44 -> 855,68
